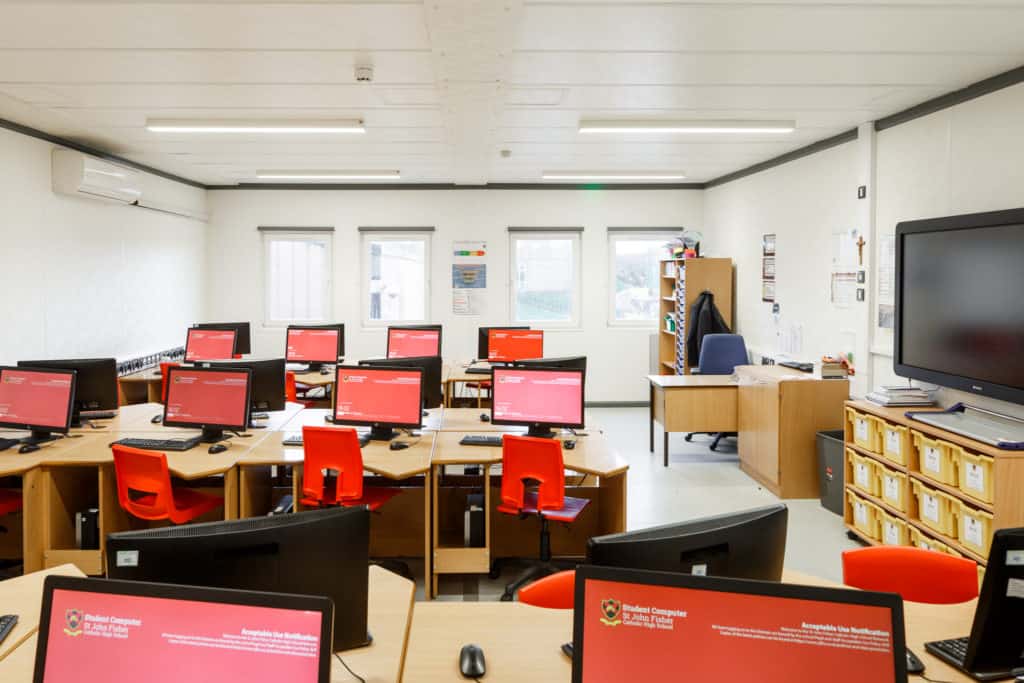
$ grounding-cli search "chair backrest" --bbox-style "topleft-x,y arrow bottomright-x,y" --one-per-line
111,445 -> 175,521
159,362 -> 179,403
518,569 -> 576,609
697,334 -> 748,375
501,435 -> 565,512
842,546 -> 979,604
301,426 -> 365,504
285,371 -> 297,402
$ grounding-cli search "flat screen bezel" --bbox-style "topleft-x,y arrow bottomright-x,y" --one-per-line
332,364 -> 424,430
161,366 -> 252,432
0,365 -> 77,434
490,366 -> 585,431
285,324 -> 345,363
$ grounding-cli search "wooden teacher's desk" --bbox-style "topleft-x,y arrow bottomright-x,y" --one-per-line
648,373 -> 739,466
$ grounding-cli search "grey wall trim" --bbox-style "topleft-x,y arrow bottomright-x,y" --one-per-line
257,225 -> 335,233
208,182 -> 705,191
0,116 -> 206,189
508,226 -> 585,233
585,401 -> 649,408
358,226 -> 436,233
704,128 -> 859,189
875,64 -> 1024,132
607,226 -> 683,233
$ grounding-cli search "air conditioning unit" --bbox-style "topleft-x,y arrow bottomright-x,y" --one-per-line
52,149 -> 143,204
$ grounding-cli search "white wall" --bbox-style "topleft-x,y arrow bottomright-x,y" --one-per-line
204,188 -> 704,402
0,127 -> 207,365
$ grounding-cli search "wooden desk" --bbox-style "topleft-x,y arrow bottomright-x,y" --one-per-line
444,363 -> 491,408
117,369 -> 162,405
648,374 -> 738,466
429,432 -> 628,598
0,564 -> 84,662
0,565 -> 415,683
279,407 -> 444,433
403,569 -> 980,682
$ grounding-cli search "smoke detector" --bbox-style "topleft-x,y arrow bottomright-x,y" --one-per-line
355,64 -> 374,83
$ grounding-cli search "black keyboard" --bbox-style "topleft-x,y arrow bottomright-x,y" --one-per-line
460,435 -> 503,447
465,367 -> 492,375
780,361 -> 814,373
282,433 -> 370,448
0,615 -> 18,646
111,437 -> 202,452
0,438 -> 20,452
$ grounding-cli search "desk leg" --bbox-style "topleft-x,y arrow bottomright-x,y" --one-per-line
430,465 -> 439,600
664,431 -> 669,467
22,468 -> 44,573
223,467 -> 239,520
598,471 -> 628,534
649,382 -> 654,453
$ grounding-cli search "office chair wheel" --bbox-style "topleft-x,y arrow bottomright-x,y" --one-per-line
709,443 -> 718,452
500,591 -> 514,602
684,433 -> 694,442
488,566 -> 502,580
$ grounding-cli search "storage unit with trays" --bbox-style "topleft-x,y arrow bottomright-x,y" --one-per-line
843,400 -> 1024,566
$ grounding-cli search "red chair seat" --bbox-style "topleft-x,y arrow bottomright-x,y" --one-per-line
133,489 -> 223,525
301,485 -> 402,512
0,489 -> 22,516
112,445 -> 224,525
519,569 -> 576,609
842,546 -> 979,604
497,490 -> 589,523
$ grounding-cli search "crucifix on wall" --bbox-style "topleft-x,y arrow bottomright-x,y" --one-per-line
856,235 -> 867,266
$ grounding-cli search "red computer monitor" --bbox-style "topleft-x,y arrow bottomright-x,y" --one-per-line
286,325 -> 344,364
572,566 -> 905,683
185,328 -> 238,362
333,365 -> 423,439
0,366 -> 77,439
162,366 -> 252,441
491,367 -> 585,437
386,326 -> 441,359
487,329 -> 544,363
35,575 -> 332,683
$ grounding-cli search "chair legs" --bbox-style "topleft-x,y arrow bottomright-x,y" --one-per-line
498,516 -> 576,602
709,432 -> 737,452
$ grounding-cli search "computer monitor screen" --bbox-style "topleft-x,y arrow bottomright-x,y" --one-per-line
106,508 -> 369,653
487,329 -> 544,363
358,356 -> 443,410
185,327 -> 238,362
205,358 -> 285,412
572,566 -> 905,683
477,326 -> 529,360
587,505 -> 788,582
286,325 -> 344,364
0,366 -> 76,437
386,326 -> 442,359
491,367 -> 585,437
17,358 -> 117,420
162,366 -> 251,441
333,365 -> 423,439
193,322 -> 251,355
35,576 -> 332,683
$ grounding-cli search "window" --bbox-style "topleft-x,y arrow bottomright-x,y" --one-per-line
510,232 -> 581,325
609,232 -> 673,325
263,231 -> 332,324
362,232 -> 430,323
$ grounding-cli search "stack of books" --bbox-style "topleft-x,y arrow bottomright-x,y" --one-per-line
865,385 -> 937,407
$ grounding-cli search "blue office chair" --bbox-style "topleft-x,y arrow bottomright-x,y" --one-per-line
686,334 -> 748,451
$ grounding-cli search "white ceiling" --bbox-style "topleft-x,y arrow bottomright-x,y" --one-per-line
0,0 -> 1022,186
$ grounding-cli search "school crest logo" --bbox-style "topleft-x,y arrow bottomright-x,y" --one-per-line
600,598 -> 622,626
64,609 -> 84,637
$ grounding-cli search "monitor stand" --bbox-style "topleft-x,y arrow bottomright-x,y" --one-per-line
526,425 -> 557,439
199,427 -> 233,444
21,430 -> 61,446
369,425 -> 398,442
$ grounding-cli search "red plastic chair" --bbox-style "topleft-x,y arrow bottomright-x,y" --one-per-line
111,445 -> 223,524
0,489 -> 22,516
285,371 -> 319,408
299,426 -> 401,511
842,546 -> 979,604
496,435 -> 590,601
519,569 -> 576,609
159,361 -> 179,403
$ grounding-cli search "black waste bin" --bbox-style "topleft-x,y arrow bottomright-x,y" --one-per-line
817,429 -> 845,516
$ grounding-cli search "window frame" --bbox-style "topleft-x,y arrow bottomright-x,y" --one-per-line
360,231 -> 432,327
607,231 -> 674,328
509,230 -> 582,329
261,230 -> 334,327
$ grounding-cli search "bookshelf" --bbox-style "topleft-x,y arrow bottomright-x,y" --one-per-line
657,258 -> 733,375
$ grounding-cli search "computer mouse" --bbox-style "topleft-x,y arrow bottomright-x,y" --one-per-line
208,444 -> 229,454
459,644 -> 486,679
906,649 -> 925,675
564,439 -> 577,450
479,413 -> 490,423
18,444 -> 40,454
319,367 -> 331,375
150,414 -> 163,424
389,441 -> 410,451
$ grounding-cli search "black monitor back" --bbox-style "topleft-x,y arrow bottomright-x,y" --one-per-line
105,507 -> 369,652
206,358 -> 286,411
17,357 -> 118,414
514,356 -> 587,373
359,356 -> 443,409
477,326 -> 529,360
587,504 -> 788,581
193,321 -> 252,355
964,528 -> 1024,674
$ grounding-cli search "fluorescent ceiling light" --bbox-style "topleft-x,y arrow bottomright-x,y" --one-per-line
542,171 -> 686,181
146,119 -> 365,134
579,120 -> 795,135
254,170 -> 400,181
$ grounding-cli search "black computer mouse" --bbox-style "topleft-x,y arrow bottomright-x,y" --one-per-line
906,649 -> 925,675
479,413 -> 490,423
389,441 -> 410,451
150,414 -> 163,424
208,444 -> 229,454
459,644 -> 486,679
19,444 -> 40,454
320,367 -> 331,375
564,439 -> 577,450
